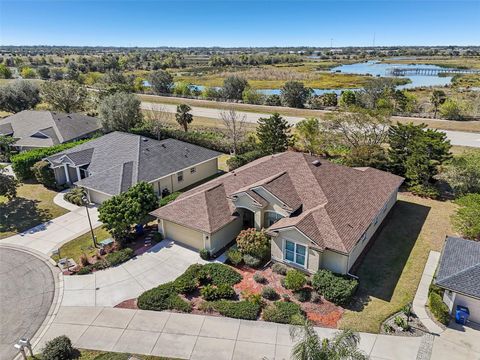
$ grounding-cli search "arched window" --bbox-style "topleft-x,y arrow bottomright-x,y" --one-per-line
264,211 -> 284,227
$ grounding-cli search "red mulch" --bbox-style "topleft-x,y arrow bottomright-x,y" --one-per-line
234,265 -> 343,328
115,298 -> 138,309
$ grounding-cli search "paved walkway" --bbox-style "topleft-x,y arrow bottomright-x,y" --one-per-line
412,251 -> 443,334
62,240 -> 209,307
1,193 -> 100,256
34,306 -> 422,360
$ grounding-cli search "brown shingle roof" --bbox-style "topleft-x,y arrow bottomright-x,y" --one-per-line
151,152 -> 403,254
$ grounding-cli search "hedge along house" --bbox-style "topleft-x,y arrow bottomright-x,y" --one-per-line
0,110 -> 102,151
435,236 -> 480,324
45,131 -> 222,204
151,152 -> 403,274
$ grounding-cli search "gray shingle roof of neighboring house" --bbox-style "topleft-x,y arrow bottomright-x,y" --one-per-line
46,131 -> 222,196
435,236 -> 480,299
151,152 -> 404,254
0,110 -> 102,148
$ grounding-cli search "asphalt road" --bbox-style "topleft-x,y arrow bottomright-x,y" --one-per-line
0,248 -> 55,360
141,101 -> 480,148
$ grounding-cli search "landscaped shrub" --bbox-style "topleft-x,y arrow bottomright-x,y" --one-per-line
253,272 -> 267,284
261,286 -> 278,300
32,160 -> 56,188
199,248 -> 210,260
173,271 -> 198,294
262,301 -> 303,324
200,284 -> 236,301
137,282 -> 191,312
428,292 -> 450,325
394,315 -> 410,331
212,300 -> 261,320
236,228 -> 270,259
105,248 -> 134,266
408,184 -> 440,199
272,263 -> 288,275
200,263 -> 242,286
226,248 -> 243,265
284,269 -> 307,292
77,265 -> 93,275
282,294 -> 290,302
294,288 -> 311,302
92,260 -> 109,270
198,301 -> 216,313
11,139 -> 89,180
159,191 -> 181,207
226,150 -> 266,171
312,269 -> 358,306
243,254 -> 262,268
64,187 -> 86,206
41,335 -> 76,360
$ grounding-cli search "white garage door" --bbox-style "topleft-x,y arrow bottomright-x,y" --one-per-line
455,293 -> 480,324
88,189 -> 111,204
164,221 -> 204,250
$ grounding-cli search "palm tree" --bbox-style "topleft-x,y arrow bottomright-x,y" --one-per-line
175,103 -> 193,132
430,90 -> 446,119
290,320 -> 368,360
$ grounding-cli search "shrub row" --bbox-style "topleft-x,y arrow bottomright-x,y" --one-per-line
312,269 -> 358,306
158,191 -> 181,207
137,282 -> 191,312
105,248 -> 134,267
428,292 -> 450,325
211,300 -> 261,320
11,139 -> 90,180
262,301 -> 303,324
131,126 -> 255,155
226,150 -> 266,171
200,284 -> 236,301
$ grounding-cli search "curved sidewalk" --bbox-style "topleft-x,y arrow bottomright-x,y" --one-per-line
33,306 -> 423,360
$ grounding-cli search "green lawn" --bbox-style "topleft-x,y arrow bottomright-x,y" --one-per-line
52,226 -> 110,263
0,182 -> 69,239
339,193 -> 457,333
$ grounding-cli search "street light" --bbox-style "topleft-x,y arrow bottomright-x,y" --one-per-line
82,195 -> 97,248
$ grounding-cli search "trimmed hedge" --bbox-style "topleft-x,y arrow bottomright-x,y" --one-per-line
11,139 -> 89,180
200,284 -> 236,301
200,263 -> 243,287
131,126 -> 255,155
105,248 -> 134,266
428,292 -> 450,325
41,335 -> 75,360
212,300 -> 261,320
262,301 -> 303,324
137,282 -> 192,312
226,150 -> 266,171
312,269 -> 358,306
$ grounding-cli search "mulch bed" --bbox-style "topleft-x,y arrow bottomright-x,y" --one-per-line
233,265 -> 343,328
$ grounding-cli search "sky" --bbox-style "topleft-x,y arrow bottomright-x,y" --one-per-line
0,0 -> 479,47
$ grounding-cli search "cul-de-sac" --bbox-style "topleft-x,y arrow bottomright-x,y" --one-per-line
1,1 -> 480,359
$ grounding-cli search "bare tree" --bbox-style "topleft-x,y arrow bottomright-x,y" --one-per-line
220,108 -> 247,155
143,104 -> 172,140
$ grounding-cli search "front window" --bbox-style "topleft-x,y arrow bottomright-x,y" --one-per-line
284,240 -> 306,267
177,171 -> 184,182
264,212 -> 284,227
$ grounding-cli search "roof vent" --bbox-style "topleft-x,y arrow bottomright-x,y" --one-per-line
142,137 -> 148,142
161,144 -> 166,148
184,147 -> 189,157
312,159 -> 321,167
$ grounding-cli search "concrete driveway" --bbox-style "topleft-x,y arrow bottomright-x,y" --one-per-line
431,322 -> 480,360
0,247 -> 55,360
62,240 -> 208,307
1,200 -> 100,256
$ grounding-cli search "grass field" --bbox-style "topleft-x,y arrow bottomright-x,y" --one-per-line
0,183 -> 68,239
339,193 -> 457,333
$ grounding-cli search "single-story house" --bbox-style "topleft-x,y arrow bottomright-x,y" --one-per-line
45,131 -> 222,204
151,151 -> 404,275
0,110 -> 102,151
435,236 -> 480,324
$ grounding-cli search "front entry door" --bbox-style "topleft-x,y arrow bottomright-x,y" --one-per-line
242,210 -> 255,229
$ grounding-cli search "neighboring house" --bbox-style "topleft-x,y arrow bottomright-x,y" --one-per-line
435,236 -> 480,324
45,131 -> 222,204
0,110 -> 102,151
151,152 -> 403,274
